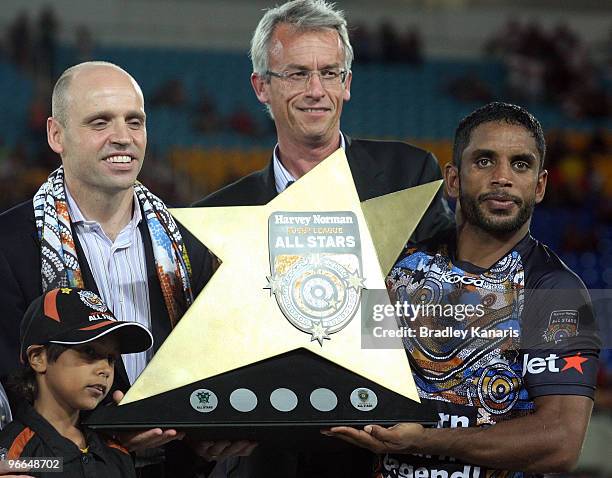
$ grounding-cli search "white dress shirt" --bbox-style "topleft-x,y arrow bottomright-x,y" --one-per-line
66,187 -> 151,384
272,132 -> 346,193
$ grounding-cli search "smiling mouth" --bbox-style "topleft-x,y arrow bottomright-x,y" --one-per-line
105,155 -> 134,164
297,107 -> 330,113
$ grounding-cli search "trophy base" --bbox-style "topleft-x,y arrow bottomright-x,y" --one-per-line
85,348 -> 436,449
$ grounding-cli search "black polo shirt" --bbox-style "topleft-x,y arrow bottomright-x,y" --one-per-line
0,403 -> 135,478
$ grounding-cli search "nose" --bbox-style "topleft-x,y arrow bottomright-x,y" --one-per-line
97,358 -> 113,379
490,160 -> 513,187
109,120 -> 132,146
304,71 -> 326,99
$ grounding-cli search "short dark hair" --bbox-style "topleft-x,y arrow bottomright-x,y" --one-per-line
453,102 -> 546,171
7,343 -> 68,404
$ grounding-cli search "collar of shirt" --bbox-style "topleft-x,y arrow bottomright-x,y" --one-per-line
65,185 -> 142,243
273,132 -> 346,194
15,403 -> 111,464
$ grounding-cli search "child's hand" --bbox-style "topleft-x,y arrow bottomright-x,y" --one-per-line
115,428 -> 185,452
110,390 -> 185,452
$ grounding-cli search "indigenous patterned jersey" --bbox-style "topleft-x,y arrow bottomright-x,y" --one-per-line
380,233 -> 600,478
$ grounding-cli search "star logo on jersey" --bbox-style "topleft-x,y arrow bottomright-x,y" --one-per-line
411,268 -> 427,285
561,353 -> 588,374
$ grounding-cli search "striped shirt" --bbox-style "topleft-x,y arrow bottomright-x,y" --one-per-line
272,132 -> 346,193
66,187 -> 151,385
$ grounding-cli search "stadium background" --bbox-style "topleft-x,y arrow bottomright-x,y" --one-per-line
0,1 -> 610,474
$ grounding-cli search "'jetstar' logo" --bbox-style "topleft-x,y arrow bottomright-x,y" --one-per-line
522,353 -> 588,376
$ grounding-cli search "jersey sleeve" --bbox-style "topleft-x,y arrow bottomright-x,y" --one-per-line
520,269 -> 601,399
521,269 -> 601,398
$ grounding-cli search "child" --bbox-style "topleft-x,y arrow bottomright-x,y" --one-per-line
0,287 -> 153,477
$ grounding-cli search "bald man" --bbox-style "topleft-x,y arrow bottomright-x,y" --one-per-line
0,62 -> 221,470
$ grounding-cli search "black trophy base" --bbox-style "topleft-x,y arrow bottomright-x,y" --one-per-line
85,348 -> 436,449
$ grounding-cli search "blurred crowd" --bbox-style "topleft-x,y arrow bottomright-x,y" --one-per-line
0,10 -> 609,214
151,79 -> 275,139
5,7 -> 58,81
351,21 -> 424,65
4,7 -> 94,80
485,19 -> 611,119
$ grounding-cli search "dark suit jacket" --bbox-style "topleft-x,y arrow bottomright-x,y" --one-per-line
194,136 -> 454,246
0,199 -> 212,389
194,136 -> 454,478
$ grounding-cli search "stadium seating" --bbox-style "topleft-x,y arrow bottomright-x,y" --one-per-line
1,45 -> 610,296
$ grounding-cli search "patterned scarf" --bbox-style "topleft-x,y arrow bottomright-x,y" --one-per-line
33,167 -> 193,327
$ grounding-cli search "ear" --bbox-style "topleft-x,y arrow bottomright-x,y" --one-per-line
27,346 -> 48,373
47,117 -> 64,155
251,72 -> 269,105
444,162 -> 460,200
343,70 -> 352,102
534,169 -> 548,204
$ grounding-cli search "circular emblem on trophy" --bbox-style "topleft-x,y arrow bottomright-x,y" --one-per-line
270,388 -> 298,412
310,388 -> 338,412
267,211 -> 364,345
230,388 -> 258,413
189,389 -> 218,413
350,387 -> 378,411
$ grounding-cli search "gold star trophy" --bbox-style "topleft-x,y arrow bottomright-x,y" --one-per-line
86,150 -> 441,445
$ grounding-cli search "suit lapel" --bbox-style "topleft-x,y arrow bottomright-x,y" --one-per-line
259,159 -> 278,204
344,135 -> 386,201
138,217 -> 172,353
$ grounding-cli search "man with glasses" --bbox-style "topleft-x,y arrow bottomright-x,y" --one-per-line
195,2 -> 453,477
194,0 -> 453,248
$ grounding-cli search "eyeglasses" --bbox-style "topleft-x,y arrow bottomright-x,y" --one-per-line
265,68 -> 348,89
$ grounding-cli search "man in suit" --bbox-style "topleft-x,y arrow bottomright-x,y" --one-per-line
0,61 -> 210,391
195,1 -> 453,476
194,0 -> 453,248
0,61 -> 255,473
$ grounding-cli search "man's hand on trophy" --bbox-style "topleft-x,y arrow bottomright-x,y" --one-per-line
323,423 -> 426,454
190,439 -> 258,462
111,390 -> 186,452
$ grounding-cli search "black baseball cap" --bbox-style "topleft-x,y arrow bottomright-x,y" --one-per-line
20,288 -> 153,363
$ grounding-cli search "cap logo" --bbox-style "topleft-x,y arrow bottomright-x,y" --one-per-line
78,290 -> 108,312
89,312 -> 116,322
